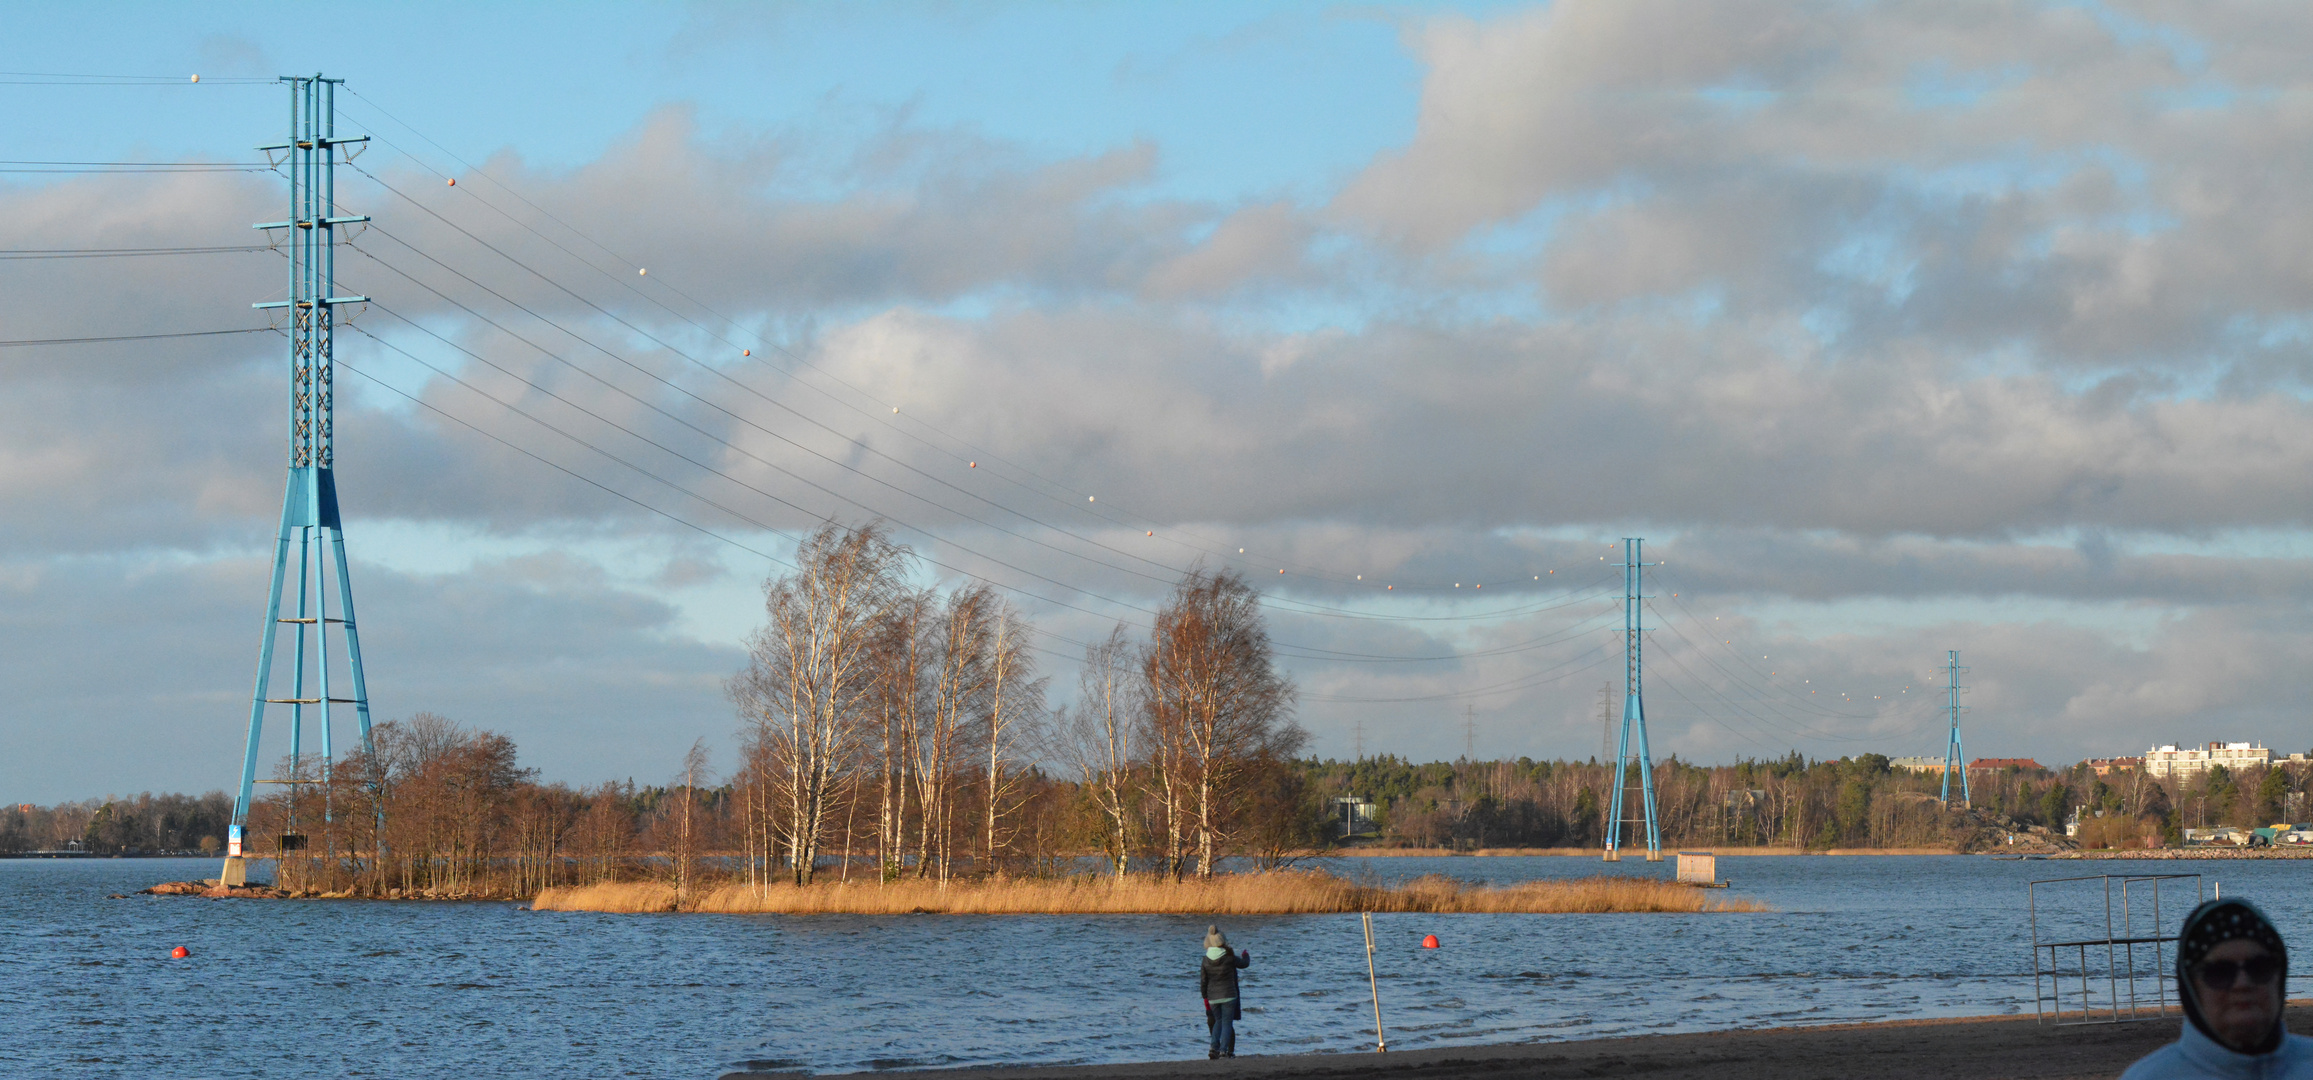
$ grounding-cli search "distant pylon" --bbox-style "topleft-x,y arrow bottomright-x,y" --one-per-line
1940,650 -> 1969,807
1604,538 -> 1662,862
223,74 -> 377,886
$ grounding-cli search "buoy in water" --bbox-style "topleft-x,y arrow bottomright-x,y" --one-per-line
171,946 -> 190,958
1421,934 -> 1439,949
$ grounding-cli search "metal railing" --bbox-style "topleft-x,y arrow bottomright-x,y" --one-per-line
2029,873 -> 2201,1024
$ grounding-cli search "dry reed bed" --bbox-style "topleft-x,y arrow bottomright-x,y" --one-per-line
531,871 -> 1766,915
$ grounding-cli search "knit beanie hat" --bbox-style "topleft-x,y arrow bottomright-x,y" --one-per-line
1205,925 -> 1227,949
2176,898 -> 2288,1054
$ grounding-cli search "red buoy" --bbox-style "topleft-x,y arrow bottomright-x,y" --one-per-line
171,946 -> 190,958
1421,934 -> 1439,949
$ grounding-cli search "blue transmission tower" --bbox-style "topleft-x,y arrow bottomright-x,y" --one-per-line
222,75 -> 376,886
1939,650 -> 1969,807
1603,537 -> 1662,862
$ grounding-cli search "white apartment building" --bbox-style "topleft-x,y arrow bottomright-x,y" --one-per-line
2143,742 -> 2271,779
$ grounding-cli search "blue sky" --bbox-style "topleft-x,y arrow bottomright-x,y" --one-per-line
6,3 -> 1440,202
8,1 -> 2313,803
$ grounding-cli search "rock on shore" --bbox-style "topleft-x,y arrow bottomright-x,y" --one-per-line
140,880 -> 292,899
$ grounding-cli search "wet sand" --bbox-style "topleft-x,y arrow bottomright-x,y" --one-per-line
726,1005 -> 2313,1080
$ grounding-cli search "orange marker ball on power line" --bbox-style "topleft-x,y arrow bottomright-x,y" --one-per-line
742,349 -> 751,357
445,177 -> 455,186
969,462 -> 976,468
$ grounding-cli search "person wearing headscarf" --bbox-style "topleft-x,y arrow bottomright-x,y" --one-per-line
2122,898 -> 2313,1078
1199,924 -> 1252,1059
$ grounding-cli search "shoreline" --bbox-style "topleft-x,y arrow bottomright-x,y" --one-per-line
531,871 -> 1767,916
1328,845 -> 1963,857
736,1004 -> 2313,1080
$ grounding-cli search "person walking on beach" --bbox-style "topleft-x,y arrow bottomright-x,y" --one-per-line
1200,925 -> 1251,1060
2121,898 -> 2313,1079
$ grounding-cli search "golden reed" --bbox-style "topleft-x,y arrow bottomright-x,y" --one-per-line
531,871 -> 1766,915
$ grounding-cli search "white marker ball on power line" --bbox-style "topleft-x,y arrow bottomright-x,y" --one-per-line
1087,495 -> 1095,502
891,407 -> 898,413
190,74 -> 200,83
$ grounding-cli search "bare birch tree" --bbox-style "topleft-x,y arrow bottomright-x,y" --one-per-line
917,584 -> 993,880
730,522 -> 909,886
1055,625 -> 1138,877
1142,568 -> 1302,877
982,601 -> 1047,872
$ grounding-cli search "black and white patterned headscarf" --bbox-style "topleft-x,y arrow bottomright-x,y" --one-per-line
2176,898 -> 2288,1054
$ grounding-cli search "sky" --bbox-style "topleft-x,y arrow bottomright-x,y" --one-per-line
6,1 -> 2313,804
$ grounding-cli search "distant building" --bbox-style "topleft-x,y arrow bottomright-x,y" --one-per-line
1968,758 -> 2044,775
2087,757 -> 2142,776
2144,742 -> 2271,779
1890,756 -> 1948,774
1333,796 -> 1378,838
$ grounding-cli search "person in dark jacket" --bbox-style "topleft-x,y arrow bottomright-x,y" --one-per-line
2120,898 -> 2313,1078
1200,925 -> 1251,1059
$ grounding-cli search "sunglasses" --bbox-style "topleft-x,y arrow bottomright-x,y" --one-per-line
2195,956 -> 2281,990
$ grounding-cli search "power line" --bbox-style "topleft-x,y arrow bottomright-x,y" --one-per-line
333,87 -> 1579,599
0,245 -> 274,260
336,200 -> 1620,663
0,326 -> 277,348
0,71 -> 273,84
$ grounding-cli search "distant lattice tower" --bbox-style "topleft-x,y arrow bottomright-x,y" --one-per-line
1940,650 -> 1969,807
221,75 -> 376,886
1604,538 -> 1662,862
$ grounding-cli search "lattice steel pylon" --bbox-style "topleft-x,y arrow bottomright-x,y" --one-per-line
1940,650 -> 1969,807
1603,537 -> 1662,862
222,75 -> 375,886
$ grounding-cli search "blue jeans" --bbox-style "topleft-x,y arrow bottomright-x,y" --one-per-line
1206,999 -> 1238,1056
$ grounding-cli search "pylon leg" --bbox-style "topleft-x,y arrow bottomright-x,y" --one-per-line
1605,711 -> 1632,861
1633,694 -> 1661,861
229,479 -> 300,871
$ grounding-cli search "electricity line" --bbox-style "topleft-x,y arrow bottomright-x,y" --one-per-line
0,326 -> 277,348
0,245 -> 274,259
334,88 -> 1567,598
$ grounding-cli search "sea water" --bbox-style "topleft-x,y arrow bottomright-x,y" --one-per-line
4,854 -> 2306,1077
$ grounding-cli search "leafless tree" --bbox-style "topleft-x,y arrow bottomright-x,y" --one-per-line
730,522 -> 909,885
1142,568 -> 1303,877
982,600 -> 1047,872
1054,625 -> 1139,877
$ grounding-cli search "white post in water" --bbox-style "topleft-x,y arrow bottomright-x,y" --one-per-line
1362,911 -> 1387,1052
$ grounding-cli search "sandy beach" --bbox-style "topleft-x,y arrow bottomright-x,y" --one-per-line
724,1005 -> 2313,1080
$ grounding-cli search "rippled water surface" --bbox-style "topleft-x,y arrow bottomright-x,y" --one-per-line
6,855 -> 2309,1077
